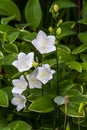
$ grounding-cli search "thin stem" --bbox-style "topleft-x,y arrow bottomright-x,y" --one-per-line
56,46 -> 59,95
42,85 -> 43,96
78,117 -> 81,130
0,67 -> 1,88
64,114 -> 67,130
55,45 -> 61,128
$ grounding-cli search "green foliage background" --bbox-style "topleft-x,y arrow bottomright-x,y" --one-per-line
1,0 -> 87,130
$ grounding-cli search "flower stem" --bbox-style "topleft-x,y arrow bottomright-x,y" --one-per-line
42,85 -> 44,96
56,46 -> 59,95
78,117 -> 81,130
55,45 -> 61,128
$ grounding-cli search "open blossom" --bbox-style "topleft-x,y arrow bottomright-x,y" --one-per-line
32,30 -> 56,54
11,94 -> 26,112
12,75 -> 28,94
26,69 -> 42,89
36,64 -> 55,84
12,52 -> 34,72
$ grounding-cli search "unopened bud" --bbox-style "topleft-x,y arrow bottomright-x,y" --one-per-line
53,4 -> 59,13
57,19 -> 63,27
78,102 -> 84,114
56,27 -> 61,35
32,62 -> 39,67
48,26 -> 54,33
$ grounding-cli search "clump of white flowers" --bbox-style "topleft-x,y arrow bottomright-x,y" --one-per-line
11,30 -> 56,111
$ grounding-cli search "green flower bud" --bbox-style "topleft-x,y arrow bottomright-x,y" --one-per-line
53,4 -> 59,13
32,62 -> 39,67
57,19 -> 63,27
56,27 -> 62,35
48,26 -> 54,33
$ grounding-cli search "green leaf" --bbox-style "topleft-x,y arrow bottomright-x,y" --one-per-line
80,54 -> 87,62
1,15 -> 16,25
29,96 -> 54,113
81,63 -> 87,70
78,32 -> 87,44
58,44 -> 71,53
78,17 -> 87,25
57,48 -> 74,63
50,0 -> 77,11
61,89 -> 86,117
0,24 -> 16,33
3,65 -> 18,79
15,23 -> 30,30
66,61 -> 82,72
0,89 -> 8,107
61,102 -> 85,117
0,116 -> 7,128
81,0 -> 87,18
6,120 -> 32,130
1,128 -> 10,130
0,0 -> 21,21
0,51 -> 4,59
7,31 -> 20,44
42,59 -> 56,67
72,44 -> 87,54
0,53 -> 17,66
3,44 -> 18,53
25,0 -> 42,30
3,86 -> 13,100
22,32 -> 37,42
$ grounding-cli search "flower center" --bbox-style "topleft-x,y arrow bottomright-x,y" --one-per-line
30,76 -> 38,84
22,59 -> 29,68
41,39 -> 47,50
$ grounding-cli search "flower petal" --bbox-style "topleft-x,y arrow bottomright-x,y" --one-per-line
36,64 -> 55,84
12,52 -> 34,72
12,75 -> 28,94
11,94 -> 26,111
36,30 -> 47,39
32,30 -> 56,54
47,36 -> 55,45
26,69 -> 42,89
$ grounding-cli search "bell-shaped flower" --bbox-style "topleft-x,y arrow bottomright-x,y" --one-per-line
36,64 -> 55,84
12,75 -> 28,94
11,94 -> 26,112
32,30 -> 56,54
12,52 -> 34,72
26,69 -> 42,89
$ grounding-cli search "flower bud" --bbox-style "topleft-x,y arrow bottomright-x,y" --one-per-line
53,4 -> 59,13
78,102 -> 84,115
32,62 -> 39,67
48,26 -> 54,33
57,19 -> 63,27
56,27 -> 62,35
